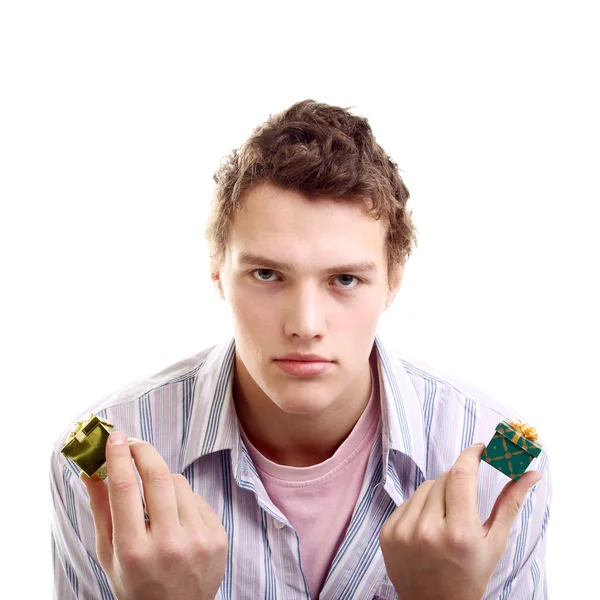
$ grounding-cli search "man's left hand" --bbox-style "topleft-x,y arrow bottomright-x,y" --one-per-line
379,443 -> 542,600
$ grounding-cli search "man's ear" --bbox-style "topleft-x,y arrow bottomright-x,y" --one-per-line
211,271 -> 226,301
385,264 -> 404,309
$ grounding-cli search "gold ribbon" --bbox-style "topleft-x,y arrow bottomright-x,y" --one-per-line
68,413 -> 114,440
69,417 -> 88,442
508,419 -> 539,442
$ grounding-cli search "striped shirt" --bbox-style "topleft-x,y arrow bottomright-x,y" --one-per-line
50,333 -> 552,599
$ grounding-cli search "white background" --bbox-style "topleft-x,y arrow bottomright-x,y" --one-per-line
1,1 -> 598,597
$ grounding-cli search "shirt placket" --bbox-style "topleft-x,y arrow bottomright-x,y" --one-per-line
239,454 -> 311,599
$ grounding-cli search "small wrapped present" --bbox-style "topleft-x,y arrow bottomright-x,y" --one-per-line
481,419 -> 542,481
61,413 -> 115,480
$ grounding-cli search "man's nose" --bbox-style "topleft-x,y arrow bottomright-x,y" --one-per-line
282,287 -> 328,339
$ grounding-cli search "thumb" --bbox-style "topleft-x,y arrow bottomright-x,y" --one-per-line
483,470 -> 542,544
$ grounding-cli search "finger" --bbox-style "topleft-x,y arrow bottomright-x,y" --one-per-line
172,474 -> 205,529
105,431 -> 147,545
128,439 -> 180,535
194,493 -> 225,534
80,471 -> 113,565
394,480 -> 436,532
421,471 -> 450,522
445,443 -> 485,527
484,470 -> 542,544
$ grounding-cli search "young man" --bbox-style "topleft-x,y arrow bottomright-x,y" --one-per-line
50,100 -> 551,600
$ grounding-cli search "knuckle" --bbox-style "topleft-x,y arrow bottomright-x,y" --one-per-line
117,546 -> 150,573
448,465 -> 469,481
110,478 -> 135,498
414,523 -> 439,547
378,521 -> 394,548
378,521 -> 390,544
215,529 -> 229,554
145,467 -> 172,487
189,528 -> 228,559
379,514 -> 398,539
508,496 -> 524,518
499,487 -> 524,519
188,536 -> 212,560
160,537 -> 186,564
447,528 -> 477,554
379,520 -> 408,549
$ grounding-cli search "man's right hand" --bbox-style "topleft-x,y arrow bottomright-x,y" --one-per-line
81,431 -> 228,600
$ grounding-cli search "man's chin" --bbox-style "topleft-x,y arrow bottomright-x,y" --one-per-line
271,393 -> 338,417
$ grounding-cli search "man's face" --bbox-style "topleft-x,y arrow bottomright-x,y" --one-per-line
213,181 -> 402,417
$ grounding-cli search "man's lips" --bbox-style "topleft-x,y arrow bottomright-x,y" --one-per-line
275,353 -> 331,362
274,358 -> 333,376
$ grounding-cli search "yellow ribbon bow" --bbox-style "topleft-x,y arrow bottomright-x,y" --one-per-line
508,419 -> 539,442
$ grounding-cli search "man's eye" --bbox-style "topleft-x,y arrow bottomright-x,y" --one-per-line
251,269 -> 279,282
334,275 -> 359,289
251,270 -> 359,289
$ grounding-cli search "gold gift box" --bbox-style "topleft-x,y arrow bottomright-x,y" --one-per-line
60,413 -> 115,480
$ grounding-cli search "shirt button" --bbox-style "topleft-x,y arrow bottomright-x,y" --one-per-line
274,520 -> 286,529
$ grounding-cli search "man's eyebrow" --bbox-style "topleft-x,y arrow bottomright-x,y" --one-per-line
237,252 -> 378,275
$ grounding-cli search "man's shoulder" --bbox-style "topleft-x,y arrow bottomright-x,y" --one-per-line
383,345 -> 526,423
381,344 -> 550,487
52,343 -> 219,455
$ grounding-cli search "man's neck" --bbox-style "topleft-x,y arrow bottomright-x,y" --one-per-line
232,354 -> 374,467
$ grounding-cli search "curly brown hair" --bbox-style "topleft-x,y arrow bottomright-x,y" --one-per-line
204,99 -> 418,290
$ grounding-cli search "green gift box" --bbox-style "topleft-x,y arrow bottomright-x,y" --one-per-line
481,420 -> 542,481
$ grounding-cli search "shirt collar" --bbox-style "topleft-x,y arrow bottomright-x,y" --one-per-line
181,333 -> 427,481
373,333 -> 427,494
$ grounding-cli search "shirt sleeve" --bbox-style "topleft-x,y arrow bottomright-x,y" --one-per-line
483,449 -> 552,599
49,445 -> 116,600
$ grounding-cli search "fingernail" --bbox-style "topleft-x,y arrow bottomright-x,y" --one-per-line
127,437 -> 141,444
109,431 -> 127,445
474,442 -> 486,448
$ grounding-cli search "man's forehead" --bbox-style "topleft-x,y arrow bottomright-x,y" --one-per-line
227,184 -> 389,274
240,181 -> 379,222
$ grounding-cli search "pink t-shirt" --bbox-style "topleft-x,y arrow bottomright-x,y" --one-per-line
240,358 -> 381,599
